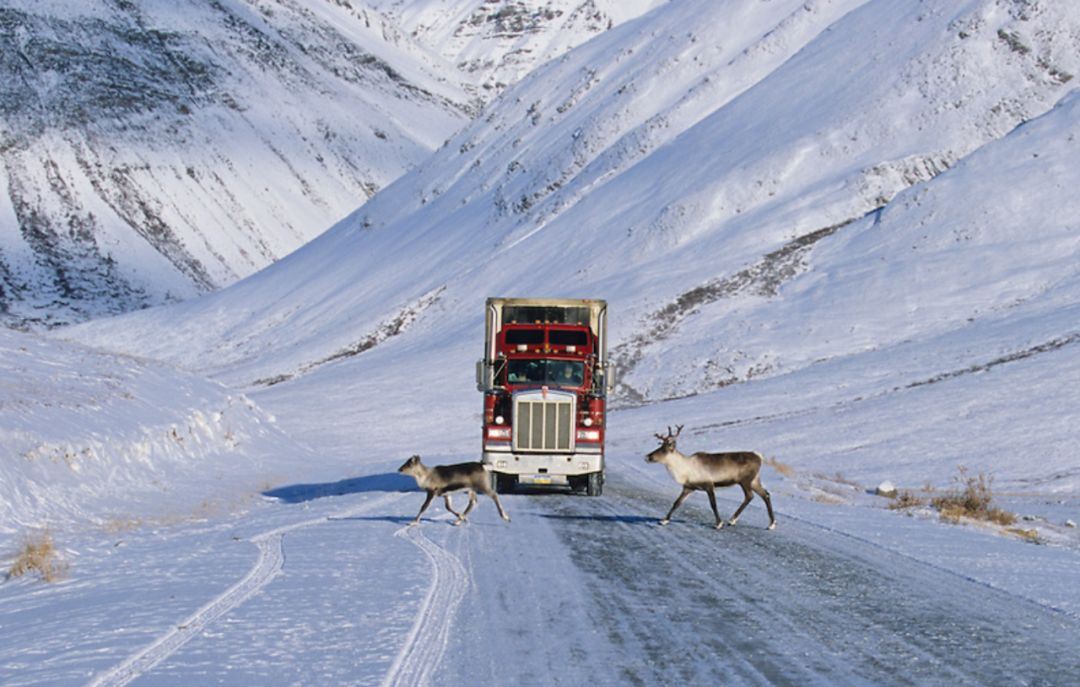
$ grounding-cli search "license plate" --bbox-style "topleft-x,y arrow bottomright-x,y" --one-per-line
531,475 -> 552,485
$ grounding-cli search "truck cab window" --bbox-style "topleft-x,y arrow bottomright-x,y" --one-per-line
507,360 -> 584,386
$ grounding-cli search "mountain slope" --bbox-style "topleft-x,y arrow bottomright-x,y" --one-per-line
0,0 -> 472,327
64,0 -> 1080,490
367,0 -> 668,96
70,0 -> 1079,373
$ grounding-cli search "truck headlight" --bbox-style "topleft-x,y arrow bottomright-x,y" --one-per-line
583,417 -> 593,427
495,415 -> 505,425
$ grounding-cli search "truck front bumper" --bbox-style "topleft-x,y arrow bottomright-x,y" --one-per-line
482,447 -> 602,484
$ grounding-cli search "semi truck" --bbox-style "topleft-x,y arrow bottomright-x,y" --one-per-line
476,297 -> 612,496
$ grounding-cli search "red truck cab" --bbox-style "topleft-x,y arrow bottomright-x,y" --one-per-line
477,298 -> 611,495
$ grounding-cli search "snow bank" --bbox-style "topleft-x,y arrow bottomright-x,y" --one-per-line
0,328 -> 306,539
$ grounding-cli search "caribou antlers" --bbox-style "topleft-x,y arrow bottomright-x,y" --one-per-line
654,424 -> 683,442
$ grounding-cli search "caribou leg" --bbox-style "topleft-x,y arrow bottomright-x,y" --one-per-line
454,490 -> 479,525
753,482 -> 777,530
705,485 -> 725,529
660,486 -> 694,525
411,491 -> 435,526
443,494 -> 462,519
727,483 -> 755,526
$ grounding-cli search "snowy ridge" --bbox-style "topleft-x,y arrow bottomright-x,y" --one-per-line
368,0 -> 667,97
57,0 -> 1080,494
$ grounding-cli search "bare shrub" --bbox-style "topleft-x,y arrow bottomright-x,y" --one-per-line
8,530 -> 66,583
763,455 -> 795,477
1006,527 -> 1041,544
888,490 -> 926,510
930,467 -> 1015,526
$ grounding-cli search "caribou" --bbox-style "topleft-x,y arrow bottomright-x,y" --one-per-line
645,425 -> 776,530
398,455 -> 511,526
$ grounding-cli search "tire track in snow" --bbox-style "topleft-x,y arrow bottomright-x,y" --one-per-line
87,493 -> 404,687
380,526 -> 468,687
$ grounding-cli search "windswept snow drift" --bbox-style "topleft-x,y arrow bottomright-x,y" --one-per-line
0,327 -> 307,536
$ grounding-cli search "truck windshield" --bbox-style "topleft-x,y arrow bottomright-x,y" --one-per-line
506,359 -> 585,387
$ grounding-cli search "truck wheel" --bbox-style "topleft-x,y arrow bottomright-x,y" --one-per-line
586,471 -> 603,497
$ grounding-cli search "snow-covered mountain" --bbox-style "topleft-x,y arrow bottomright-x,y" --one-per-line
68,0 -> 1077,374
0,0 -> 667,330
5,3 -> 1080,681
0,0 -> 473,328
367,0 -> 668,96
61,0 -> 1080,487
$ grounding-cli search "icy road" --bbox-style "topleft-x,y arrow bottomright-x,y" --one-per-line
4,457 -> 1078,687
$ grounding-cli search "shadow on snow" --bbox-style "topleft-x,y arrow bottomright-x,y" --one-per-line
263,472 -> 416,504
533,512 -> 656,525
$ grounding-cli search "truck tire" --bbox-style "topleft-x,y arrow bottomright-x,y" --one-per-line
586,471 -> 603,497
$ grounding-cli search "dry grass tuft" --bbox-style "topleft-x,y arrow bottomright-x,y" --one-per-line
888,490 -> 926,510
1006,527 -> 1042,544
930,467 -> 1015,526
103,517 -> 143,534
763,456 -> 795,477
8,530 -> 66,583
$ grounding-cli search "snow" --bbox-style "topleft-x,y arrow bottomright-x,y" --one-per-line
366,0 -> 668,95
0,327 -> 306,535
3,0 -> 1080,684
0,0 -> 474,326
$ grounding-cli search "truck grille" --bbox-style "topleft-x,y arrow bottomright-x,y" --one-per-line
514,392 -> 574,453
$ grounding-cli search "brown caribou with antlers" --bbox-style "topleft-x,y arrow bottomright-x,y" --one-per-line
645,425 -> 776,530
